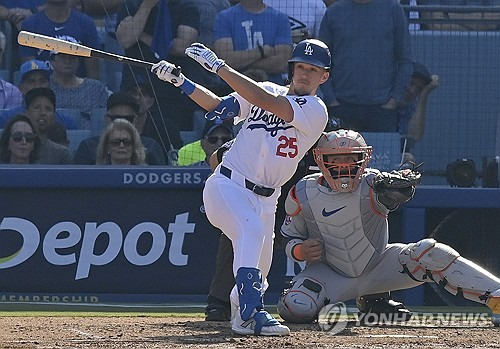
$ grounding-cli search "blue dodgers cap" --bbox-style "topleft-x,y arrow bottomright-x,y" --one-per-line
20,60 -> 50,81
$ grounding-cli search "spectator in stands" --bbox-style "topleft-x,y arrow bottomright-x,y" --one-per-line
96,118 -> 146,165
124,76 -> 183,163
0,1 -> 45,31
0,59 -> 77,130
192,0 -> 231,46
47,120 -> 69,147
264,0 -> 327,43
213,0 -> 293,85
0,30 -> 22,110
24,87 -> 73,164
19,0 -> 100,79
0,114 -> 40,164
177,119 -> 233,166
78,0 -> 124,92
115,0 -> 201,131
319,0 -> 413,132
73,92 -> 166,165
49,51 -> 109,129
399,61 -> 439,154
419,0 -> 500,31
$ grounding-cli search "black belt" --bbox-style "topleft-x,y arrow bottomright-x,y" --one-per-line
220,166 -> 275,197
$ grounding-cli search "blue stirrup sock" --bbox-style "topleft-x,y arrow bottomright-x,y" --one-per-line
235,267 -> 264,321
253,310 -> 281,335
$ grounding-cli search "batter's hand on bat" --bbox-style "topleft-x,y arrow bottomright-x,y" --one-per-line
151,60 -> 185,87
185,43 -> 225,74
301,238 -> 323,262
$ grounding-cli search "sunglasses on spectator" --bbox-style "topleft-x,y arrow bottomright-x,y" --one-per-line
206,136 -> 232,144
109,138 -> 133,147
11,132 -> 36,143
106,114 -> 135,123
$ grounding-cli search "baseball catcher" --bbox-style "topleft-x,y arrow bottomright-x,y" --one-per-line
277,129 -> 500,325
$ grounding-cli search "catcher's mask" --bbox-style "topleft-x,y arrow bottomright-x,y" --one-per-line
313,130 -> 372,192
287,39 -> 331,82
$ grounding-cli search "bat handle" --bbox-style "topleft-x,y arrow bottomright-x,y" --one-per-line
171,66 -> 181,77
150,62 -> 181,77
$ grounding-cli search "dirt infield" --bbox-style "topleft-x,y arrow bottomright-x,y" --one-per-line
0,316 -> 499,349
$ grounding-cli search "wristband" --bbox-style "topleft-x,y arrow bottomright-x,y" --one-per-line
258,45 -> 265,59
292,244 -> 305,261
179,78 -> 195,95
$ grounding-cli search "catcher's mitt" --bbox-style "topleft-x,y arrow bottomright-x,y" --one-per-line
372,162 -> 422,207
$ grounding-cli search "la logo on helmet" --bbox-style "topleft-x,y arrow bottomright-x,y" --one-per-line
304,43 -> 314,56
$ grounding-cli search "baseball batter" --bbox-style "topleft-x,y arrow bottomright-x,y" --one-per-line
277,130 -> 500,326
153,39 -> 331,336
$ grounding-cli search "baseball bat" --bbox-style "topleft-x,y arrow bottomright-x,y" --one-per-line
17,30 -> 180,76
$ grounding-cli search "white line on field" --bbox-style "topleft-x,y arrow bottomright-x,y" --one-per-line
69,328 -> 103,339
360,335 -> 439,338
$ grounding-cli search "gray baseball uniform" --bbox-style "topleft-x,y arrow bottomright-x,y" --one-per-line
282,170 -> 421,302
279,170 -> 500,323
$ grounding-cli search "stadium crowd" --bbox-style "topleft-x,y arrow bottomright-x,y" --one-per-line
6,0 -> 494,165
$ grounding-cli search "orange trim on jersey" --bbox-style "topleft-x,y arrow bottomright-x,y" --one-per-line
288,185 -> 302,217
369,188 -> 387,218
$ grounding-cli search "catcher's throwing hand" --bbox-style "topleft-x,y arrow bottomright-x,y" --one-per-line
301,238 -> 323,262
185,43 -> 225,73
151,61 -> 185,87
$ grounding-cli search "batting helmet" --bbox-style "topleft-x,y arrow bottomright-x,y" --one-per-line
288,39 -> 331,81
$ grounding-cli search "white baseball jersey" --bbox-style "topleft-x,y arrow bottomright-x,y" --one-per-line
282,169 -> 391,277
222,81 -> 328,189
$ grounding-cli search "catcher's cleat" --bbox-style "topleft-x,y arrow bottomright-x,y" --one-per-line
357,296 -> 413,324
486,289 -> 500,327
231,309 -> 291,336
205,301 -> 231,322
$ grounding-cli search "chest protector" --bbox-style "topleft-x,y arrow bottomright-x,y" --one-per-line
294,171 -> 389,277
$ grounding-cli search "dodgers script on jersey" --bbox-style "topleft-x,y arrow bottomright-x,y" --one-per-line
222,81 -> 328,189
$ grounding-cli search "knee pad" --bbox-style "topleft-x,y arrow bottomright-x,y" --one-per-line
399,238 -> 460,282
277,277 -> 327,323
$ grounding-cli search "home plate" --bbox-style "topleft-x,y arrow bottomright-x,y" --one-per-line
360,335 -> 439,338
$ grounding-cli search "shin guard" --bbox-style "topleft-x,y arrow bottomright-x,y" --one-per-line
236,267 -> 264,321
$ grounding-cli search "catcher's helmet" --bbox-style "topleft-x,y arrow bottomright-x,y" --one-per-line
288,39 -> 331,81
313,129 -> 372,192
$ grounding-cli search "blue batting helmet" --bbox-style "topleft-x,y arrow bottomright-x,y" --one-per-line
288,39 -> 331,81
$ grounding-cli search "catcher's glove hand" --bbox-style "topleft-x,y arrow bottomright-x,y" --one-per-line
372,162 -> 422,207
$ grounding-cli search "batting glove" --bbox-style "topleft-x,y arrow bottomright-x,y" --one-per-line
185,43 -> 225,74
151,60 -> 184,87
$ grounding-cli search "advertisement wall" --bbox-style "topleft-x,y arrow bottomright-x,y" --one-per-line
1,166 -> 498,306
0,166 -> 296,304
